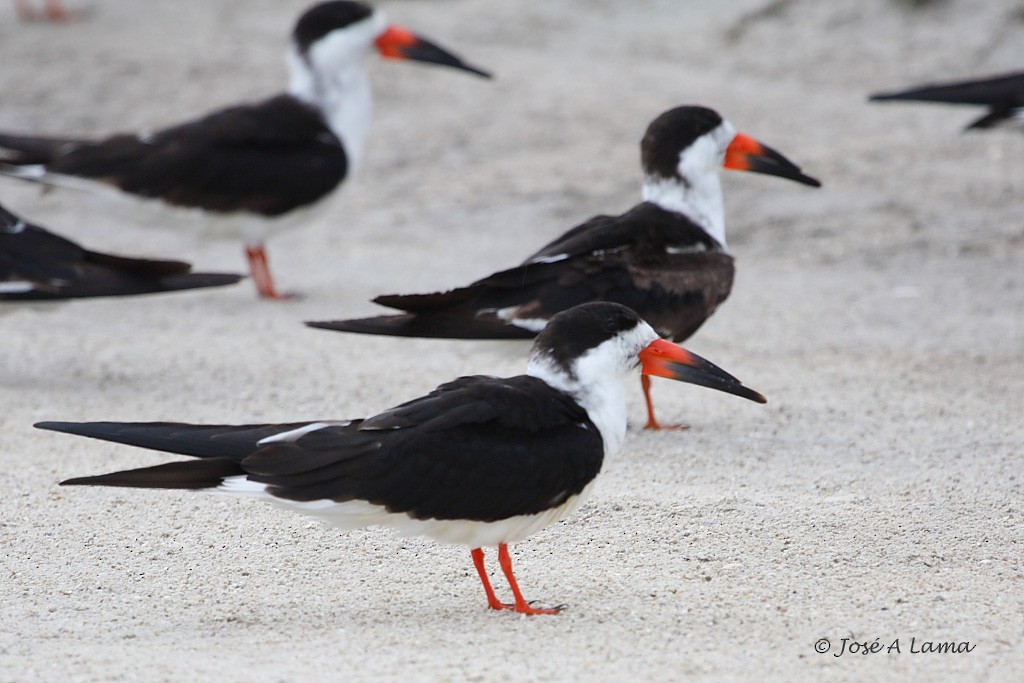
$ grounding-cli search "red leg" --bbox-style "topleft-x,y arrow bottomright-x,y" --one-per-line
497,543 -> 560,615
44,0 -> 75,21
471,547 -> 514,611
14,0 -> 38,20
642,375 -> 688,431
244,243 -> 293,300
16,0 -> 81,22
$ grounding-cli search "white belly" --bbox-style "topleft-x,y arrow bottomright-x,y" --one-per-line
218,476 -> 598,548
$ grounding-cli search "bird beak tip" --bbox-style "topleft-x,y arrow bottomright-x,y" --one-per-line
638,339 -> 766,405
725,132 -> 820,188
376,26 -> 491,79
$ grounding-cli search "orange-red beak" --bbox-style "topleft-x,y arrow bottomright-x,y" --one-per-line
639,338 -> 766,404
375,26 -> 491,78
724,132 -> 820,187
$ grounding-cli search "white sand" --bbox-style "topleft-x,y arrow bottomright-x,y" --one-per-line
1,0 -> 1022,680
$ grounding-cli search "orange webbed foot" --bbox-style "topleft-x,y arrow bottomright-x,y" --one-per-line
643,418 -> 690,431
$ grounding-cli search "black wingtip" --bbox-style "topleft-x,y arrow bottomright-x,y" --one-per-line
305,316 -> 412,336
157,272 -> 246,291
306,314 -> 536,340
868,88 -> 934,103
306,319 -> 355,332
35,421 -> 80,433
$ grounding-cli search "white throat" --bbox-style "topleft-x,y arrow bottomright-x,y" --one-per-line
286,11 -> 389,171
642,173 -> 726,248
531,357 -> 630,459
527,322 -> 659,459
641,121 -> 737,250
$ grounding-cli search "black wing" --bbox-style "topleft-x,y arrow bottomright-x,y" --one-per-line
870,72 -> 1024,107
870,72 -> 1024,130
41,376 -> 605,522
0,204 -> 242,300
0,95 -> 348,216
309,203 -> 734,342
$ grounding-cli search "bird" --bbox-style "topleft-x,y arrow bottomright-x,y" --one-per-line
870,71 -> 1024,132
39,302 -> 766,615
0,1 -> 490,299
307,105 -> 819,429
0,201 -> 241,303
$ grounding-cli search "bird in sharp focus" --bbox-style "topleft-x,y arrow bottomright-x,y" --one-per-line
0,1 -> 490,299
307,105 -> 819,429
40,302 -> 766,615
870,71 -> 1024,132
0,201 -> 241,303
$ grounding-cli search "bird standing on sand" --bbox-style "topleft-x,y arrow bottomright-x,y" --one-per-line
0,1 -> 490,299
40,303 -> 765,615
309,105 -> 819,428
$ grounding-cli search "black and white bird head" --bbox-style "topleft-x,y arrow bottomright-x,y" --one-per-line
640,106 -> 820,248
527,303 -> 765,449
286,1 -> 489,167
290,1 -> 489,77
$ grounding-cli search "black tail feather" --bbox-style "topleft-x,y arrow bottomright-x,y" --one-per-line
61,458 -> 243,489
965,108 -> 1015,130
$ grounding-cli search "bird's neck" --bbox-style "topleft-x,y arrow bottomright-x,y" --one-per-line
528,360 -> 629,459
287,47 -> 373,171
577,376 -> 628,459
642,173 -> 727,249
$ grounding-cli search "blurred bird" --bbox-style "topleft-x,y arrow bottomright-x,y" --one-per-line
0,1 -> 490,299
870,71 -> 1024,132
0,201 -> 240,303
42,303 -> 765,615
13,0 -> 85,22
308,105 -> 819,428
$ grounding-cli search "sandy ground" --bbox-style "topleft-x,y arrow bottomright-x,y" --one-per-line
1,0 -> 1022,680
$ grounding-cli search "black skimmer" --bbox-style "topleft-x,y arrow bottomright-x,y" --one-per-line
308,105 -> 819,428
0,1 -> 490,299
0,202 -> 241,302
40,302 -> 765,615
870,71 -> 1024,132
